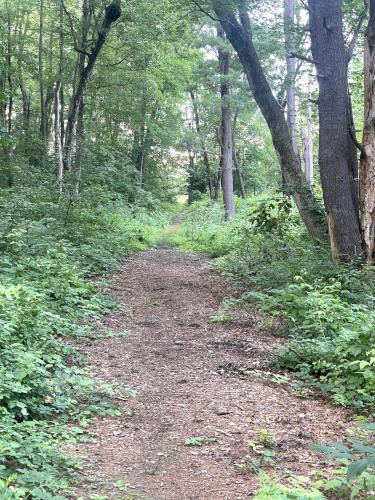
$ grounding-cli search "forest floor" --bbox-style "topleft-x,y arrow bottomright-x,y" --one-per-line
69,227 -> 356,500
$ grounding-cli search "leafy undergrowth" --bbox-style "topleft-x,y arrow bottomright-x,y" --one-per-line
171,195 -> 375,498
0,184 -> 173,498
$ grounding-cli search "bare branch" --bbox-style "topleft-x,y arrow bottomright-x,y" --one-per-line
61,0 -> 91,57
288,51 -> 317,65
346,2 -> 369,62
350,124 -> 367,159
300,0 -> 312,14
190,0 -> 222,22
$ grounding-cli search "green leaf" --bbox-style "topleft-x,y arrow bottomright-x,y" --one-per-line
347,459 -> 369,479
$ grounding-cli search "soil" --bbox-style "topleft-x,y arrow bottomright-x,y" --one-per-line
69,242 -> 355,499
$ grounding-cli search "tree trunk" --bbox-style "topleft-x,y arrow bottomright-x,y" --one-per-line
6,2 -> 13,134
302,83 -> 314,186
360,0 -> 375,263
74,97 -> 84,195
212,2 -> 324,241
232,109 -> 246,198
308,0 -> 362,260
39,0 -> 47,141
58,0 -> 65,147
71,0 -> 90,193
218,26 -> 235,220
189,89 -> 214,199
284,0 -> 299,158
55,82 -> 64,196
63,0 -> 121,171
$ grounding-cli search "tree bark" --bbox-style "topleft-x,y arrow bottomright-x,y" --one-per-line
63,0 -> 121,171
218,26 -> 235,220
360,0 -> 375,263
308,0 -> 363,260
284,0 -> 299,159
212,1 -> 324,241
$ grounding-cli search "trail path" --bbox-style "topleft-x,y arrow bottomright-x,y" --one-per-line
72,240 -> 354,499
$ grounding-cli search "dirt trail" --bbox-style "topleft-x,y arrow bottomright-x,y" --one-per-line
72,246 -> 354,499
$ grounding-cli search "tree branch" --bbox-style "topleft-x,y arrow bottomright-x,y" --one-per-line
350,124 -> 367,159
61,1 -> 91,57
190,0 -> 222,22
346,1 -> 369,62
288,51 -> 317,65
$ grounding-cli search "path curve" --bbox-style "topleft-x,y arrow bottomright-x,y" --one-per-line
72,248 -> 353,499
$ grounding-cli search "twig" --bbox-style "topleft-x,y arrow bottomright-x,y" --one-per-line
234,402 -> 246,411
190,0 -> 222,22
214,428 -> 233,438
288,51 -> 317,65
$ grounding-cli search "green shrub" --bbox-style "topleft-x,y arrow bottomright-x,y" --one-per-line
254,474 -> 326,499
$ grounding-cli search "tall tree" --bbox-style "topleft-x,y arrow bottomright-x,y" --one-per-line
218,26 -> 235,219
211,0 -> 325,241
63,0 -> 122,172
361,0 -> 375,263
308,0 -> 363,260
284,0 -> 299,159
39,0 -> 47,141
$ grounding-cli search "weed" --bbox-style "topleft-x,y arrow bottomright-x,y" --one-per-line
184,436 -> 217,447
210,312 -> 234,323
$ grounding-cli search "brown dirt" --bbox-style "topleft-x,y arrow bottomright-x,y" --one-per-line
70,246 -> 355,500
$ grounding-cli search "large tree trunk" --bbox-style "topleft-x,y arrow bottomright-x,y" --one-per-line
189,89 -> 214,199
218,26 -> 235,220
63,0 -> 121,171
360,0 -> 375,263
284,0 -> 299,158
212,2 -> 324,241
308,0 -> 362,260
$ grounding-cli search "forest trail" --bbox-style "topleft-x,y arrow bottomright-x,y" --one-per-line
72,244 -> 354,499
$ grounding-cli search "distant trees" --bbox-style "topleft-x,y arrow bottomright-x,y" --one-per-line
211,0 -> 325,241
3,0 -> 375,262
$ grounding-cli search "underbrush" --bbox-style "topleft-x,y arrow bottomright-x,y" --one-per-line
171,196 -> 375,413
0,183 -> 172,498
